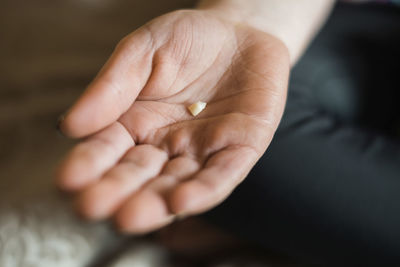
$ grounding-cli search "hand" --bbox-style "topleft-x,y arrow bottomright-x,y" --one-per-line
57,9 -> 290,233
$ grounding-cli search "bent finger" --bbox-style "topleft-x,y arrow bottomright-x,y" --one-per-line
170,146 -> 259,216
114,156 -> 200,233
77,144 -> 168,220
57,122 -> 134,191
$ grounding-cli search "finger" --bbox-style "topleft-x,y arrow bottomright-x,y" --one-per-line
153,113 -> 271,159
169,146 -> 259,216
78,144 -> 168,220
115,190 -> 176,234
59,27 -> 155,138
161,156 -> 201,180
114,156 -> 200,233
57,122 -> 134,191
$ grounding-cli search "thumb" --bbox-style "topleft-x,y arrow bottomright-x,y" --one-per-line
59,27 -> 154,138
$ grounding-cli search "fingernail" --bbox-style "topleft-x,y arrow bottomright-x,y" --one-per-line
56,114 -> 65,136
175,213 -> 189,221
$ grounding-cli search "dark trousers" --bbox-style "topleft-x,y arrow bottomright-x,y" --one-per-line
203,3 -> 400,263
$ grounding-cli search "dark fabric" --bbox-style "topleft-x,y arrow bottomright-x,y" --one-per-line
202,3 -> 400,264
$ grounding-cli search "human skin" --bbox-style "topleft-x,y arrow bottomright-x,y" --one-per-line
57,0 -> 334,233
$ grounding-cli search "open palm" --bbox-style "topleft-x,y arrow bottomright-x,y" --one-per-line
57,10 -> 290,233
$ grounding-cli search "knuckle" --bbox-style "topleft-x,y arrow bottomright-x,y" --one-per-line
116,34 -> 133,51
168,128 -> 189,156
130,145 -> 168,168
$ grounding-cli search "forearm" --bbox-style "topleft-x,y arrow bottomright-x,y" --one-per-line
197,0 -> 335,65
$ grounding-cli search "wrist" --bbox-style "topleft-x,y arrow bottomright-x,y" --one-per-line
196,0 -> 334,66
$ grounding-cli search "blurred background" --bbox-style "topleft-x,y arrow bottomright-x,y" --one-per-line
0,0 -> 287,266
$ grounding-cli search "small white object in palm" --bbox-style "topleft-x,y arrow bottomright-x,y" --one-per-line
187,101 -> 207,116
